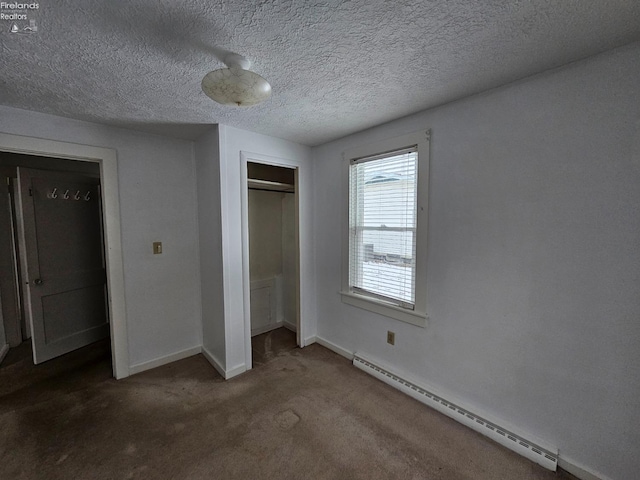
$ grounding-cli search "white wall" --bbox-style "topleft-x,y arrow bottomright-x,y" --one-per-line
194,126 -> 225,368
248,189 -> 297,332
248,189 -> 284,281
0,106 -> 202,370
312,42 -> 640,480
218,124 -> 314,374
282,193 -> 297,329
248,189 -> 283,335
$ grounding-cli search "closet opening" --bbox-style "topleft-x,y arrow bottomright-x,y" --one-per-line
246,161 -> 300,368
0,134 -> 128,379
0,151 -> 111,375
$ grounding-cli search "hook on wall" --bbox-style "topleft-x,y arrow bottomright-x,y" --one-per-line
47,187 -> 93,201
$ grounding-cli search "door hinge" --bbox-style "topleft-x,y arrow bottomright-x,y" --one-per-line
29,188 -> 33,196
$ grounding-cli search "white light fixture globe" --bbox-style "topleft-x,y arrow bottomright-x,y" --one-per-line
201,54 -> 271,107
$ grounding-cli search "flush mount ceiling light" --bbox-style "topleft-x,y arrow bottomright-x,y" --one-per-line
201,53 -> 272,107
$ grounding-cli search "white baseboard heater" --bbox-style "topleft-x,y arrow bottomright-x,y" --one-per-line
353,353 -> 558,471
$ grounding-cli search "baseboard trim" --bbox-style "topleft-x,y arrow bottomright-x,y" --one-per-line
303,335 -> 317,347
251,321 -> 284,337
316,336 -> 354,360
0,343 -> 9,364
201,346 -> 246,380
251,322 -> 297,337
293,337 -> 607,479
558,456 -> 609,480
201,346 -> 226,378
129,345 -> 202,375
225,363 -> 247,379
353,352 -> 558,471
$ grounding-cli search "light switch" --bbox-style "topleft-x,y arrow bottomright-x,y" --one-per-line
387,331 -> 395,345
153,242 -> 162,254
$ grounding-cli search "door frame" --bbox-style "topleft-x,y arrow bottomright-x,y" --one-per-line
0,166 -> 24,347
0,133 -> 129,379
240,151 -> 306,371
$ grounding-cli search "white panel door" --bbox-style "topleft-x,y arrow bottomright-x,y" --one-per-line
17,168 -> 108,364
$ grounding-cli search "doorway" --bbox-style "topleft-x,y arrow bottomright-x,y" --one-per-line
246,162 -> 299,366
240,152 -> 306,371
0,153 -> 110,367
0,133 -> 128,378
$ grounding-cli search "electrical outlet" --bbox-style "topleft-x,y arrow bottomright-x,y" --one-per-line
387,331 -> 395,345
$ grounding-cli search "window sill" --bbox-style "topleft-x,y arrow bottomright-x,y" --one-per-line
340,291 -> 427,327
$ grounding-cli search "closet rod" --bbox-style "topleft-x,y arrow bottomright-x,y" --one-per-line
248,187 -> 295,194
247,178 -> 295,193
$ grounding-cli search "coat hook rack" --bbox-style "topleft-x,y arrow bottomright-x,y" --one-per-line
74,190 -> 81,200
50,188 -> 58,199
84,191 -> 91,201
62,189 -> 70,199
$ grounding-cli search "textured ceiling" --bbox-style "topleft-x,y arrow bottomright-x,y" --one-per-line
1,1 -> 639,146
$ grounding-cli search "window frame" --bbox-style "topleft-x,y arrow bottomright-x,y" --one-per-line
341,131 -> 430,327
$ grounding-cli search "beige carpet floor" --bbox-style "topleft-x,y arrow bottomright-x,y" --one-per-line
0,328 -> 578,480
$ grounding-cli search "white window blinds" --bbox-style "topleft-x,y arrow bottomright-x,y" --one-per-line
349,147 -> 418,309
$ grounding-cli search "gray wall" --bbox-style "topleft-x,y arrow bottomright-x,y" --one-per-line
0,106 -> 202,369
312,42 -> 640,480
248,188 -> 297,330
281,193 -> 297,329
194,126 -> 226,368
248,189 -> 285,282
0,294 -> 6,358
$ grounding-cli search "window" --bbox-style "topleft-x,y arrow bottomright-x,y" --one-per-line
349,147 -> 417,308
342,131 -> 429,326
